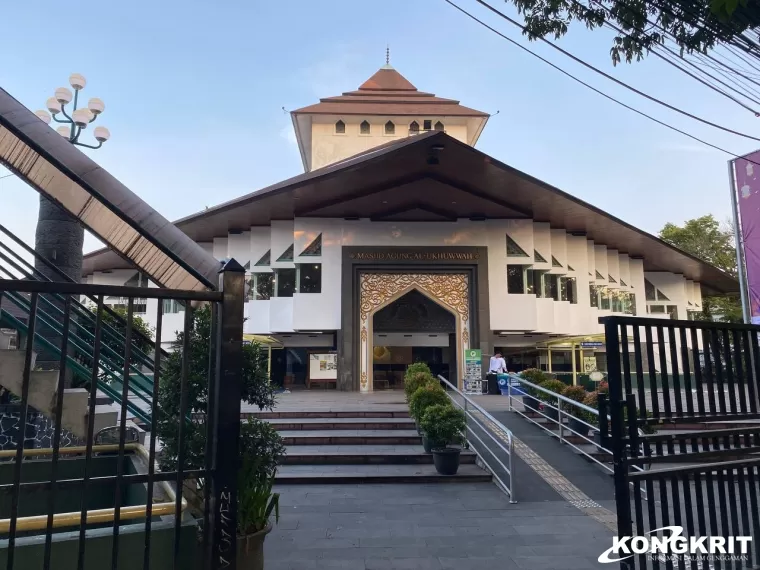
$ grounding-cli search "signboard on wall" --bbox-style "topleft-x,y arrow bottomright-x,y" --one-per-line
463,348 -> 482,394
583,357 -> 597,373
309,353 -> 337,380
580,341 -> 604,349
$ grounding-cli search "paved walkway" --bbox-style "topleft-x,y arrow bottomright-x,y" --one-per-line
265,391 -> 616,569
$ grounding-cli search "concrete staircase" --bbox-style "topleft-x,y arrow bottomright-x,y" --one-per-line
257,409 -> 491,484
0,348 -> 119,440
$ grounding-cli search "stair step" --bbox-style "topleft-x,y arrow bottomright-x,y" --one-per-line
282,445 -> 477,465
275,463 -> 491,484
250,410 -> 410,419
267,417 -> 415,431
279,429 -> 421,446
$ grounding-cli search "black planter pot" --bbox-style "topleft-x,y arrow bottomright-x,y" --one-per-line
522,395 -> 540,412
422,435 -> 444,453
432,447 -> 461,475
566,417 -> 589,437
542,405 -> 559,422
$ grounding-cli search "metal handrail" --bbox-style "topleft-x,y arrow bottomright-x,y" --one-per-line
0,443 -> 187,532
437,375 -> 516,502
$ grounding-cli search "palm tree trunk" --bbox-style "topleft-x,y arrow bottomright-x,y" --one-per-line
33,195 -> 84,376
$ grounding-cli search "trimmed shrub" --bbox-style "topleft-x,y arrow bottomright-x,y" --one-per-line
538,379 -> 566,403
404,370 -> 436,401
409,383 -> 450,422
419,404 -> 466,448
405,362 -> 432,382
561,385 -> 587,414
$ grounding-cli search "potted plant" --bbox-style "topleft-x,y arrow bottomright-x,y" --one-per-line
537,379 -> 566,422
404,367 -> 435,402
518,368 -> 548,412
157,305 -> 284,569
419,404 -> 466,475
562,385 -> 590,437
409,384 -> 451,452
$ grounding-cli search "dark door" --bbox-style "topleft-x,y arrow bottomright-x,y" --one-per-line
448,332 -> 458,387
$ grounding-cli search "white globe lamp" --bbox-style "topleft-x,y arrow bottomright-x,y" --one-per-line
69,73 -> 87,90
46,97 -> 62,115
93,126 -> 110,142
34,110 -> 52,124
87,97 -> 105,115
55,87 -> 73,105
72,108 -> 93,127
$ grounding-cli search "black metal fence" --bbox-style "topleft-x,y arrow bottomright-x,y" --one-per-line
603,316 -> 760,570
0,261 -> 245,570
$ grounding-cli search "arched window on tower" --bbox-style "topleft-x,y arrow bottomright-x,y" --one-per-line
360,120 -> 371,134
409,121 -> 419,134
434,121 -> 444,131
335,120 -> 345,134
385,121 -> 395,135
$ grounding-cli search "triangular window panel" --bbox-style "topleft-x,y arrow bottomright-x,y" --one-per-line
243,261 -> 251,270
506,235 -> 529,257
300,234 -> 322,256
656,289 -> 670,301
551,256 -> 562,268
608,275 -> 617,284
595,270 -> 605,280
254,250 -> 271,267
567,265 -> 575,272
276,244 -> 294,262
688,301 -> 693,306
588,272 -> 593,277
534,249 -> 547,263
619,279 -> 627,287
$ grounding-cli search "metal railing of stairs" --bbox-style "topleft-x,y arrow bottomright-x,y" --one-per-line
0,223 -> 164,424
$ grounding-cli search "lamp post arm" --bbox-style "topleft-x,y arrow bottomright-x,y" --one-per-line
73,140 -> 103,150
59,104 -> 74,123
52,114 -> 72,124
72,89 -> 79,112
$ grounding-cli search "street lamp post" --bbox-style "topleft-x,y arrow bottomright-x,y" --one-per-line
34,73 -> 111,150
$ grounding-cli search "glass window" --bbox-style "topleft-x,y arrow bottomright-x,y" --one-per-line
526,269 -> 543,295
385,121 -> 395,134
645,279 -> 656,301
506,235 -> 529,257
335,120 -> 345,134
544,274 -> 559,301
434,121 -> 444,131
360,120 -> 371,134
299,234 -> 322,256
648,305 -> 666,314
561,277 -> 577,304
162,299 -> 183,314
409,121 -> 420,133
534,249 -> 547,263
507,265 -> 525,294
276,269 -> 296,298
611,291 -> 622,312
551,255 -> 562,268
423,120 -> 432,130
600,288 -> 610,310
666,305 -> 679,319
299,264 -> 322,294
250,273 -> 274,300
658,289 -> 670,301
589,284 -> 599,308
595,270 -> 605,280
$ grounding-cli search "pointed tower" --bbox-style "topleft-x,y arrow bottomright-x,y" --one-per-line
290,60 -> 489,172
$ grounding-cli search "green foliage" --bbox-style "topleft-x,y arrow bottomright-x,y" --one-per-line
405,362 -> 432,381
581,391 -> 601,426
505,0 -> 760,64
538,379 -> 567,403
404,370 -> 436,401
409,384 -> 450,422
157,305 -> 278,470
519,368 -> 550,385
237,469 -> 280,536
420,404 -> 466,449
659,215 -> 742,323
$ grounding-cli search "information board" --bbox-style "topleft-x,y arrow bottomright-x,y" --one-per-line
309,353 -> 338,380
463,348 -> 483,394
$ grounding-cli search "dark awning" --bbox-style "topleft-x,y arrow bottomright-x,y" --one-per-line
0,87 -> 220,291
83,130 -> 737,295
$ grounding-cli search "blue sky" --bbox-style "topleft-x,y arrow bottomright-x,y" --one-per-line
1,0 -> 757,252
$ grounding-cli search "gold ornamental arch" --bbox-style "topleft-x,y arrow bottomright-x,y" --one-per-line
358,273 -> 470,392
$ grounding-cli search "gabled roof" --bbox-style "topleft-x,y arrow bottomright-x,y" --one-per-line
82,131 -> 737,295
0,87 -> 220,291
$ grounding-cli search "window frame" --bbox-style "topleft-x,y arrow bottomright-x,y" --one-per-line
384,120 -> 395,135
335,120 -> 346,134
298,263 -> 322,294
360,120 -> 371,135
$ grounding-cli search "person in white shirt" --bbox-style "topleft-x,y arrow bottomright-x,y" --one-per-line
488,352 -> 507,374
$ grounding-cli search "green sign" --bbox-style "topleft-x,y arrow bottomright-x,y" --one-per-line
464,349 -> 482,377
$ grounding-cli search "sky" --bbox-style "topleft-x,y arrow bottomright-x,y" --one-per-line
1,0 -> 758,254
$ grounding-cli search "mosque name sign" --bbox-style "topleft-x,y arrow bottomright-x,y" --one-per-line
350,251 -> 480,261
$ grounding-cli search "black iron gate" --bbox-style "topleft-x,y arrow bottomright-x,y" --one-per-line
0,260 -> 246,570
603,316 -> 760,570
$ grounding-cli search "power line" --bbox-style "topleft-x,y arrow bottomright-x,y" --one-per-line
442,0 -> 760,168
0,173 -> 14,180
473,0 -> 760,138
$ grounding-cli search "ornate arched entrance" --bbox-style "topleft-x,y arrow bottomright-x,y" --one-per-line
358,273 -> 470,392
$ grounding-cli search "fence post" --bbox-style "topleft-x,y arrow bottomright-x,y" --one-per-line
603,318 -> 634,566
209,259 -> 246,570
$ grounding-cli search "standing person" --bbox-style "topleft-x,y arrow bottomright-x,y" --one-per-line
486,351 -> 506,395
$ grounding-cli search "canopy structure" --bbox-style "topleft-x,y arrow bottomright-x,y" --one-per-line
85,130 -> 737,295
0,87 -> 220,291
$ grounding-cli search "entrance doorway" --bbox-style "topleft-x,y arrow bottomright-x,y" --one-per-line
371,289 -> 456,390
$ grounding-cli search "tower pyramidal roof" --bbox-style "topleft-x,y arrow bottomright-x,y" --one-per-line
291,63 -> 488,118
